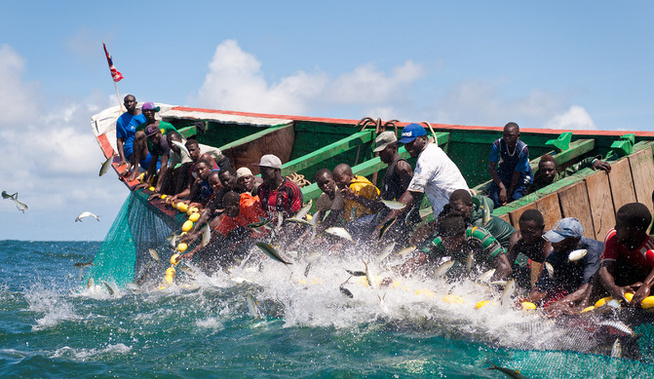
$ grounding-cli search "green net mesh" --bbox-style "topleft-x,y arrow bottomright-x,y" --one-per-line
85,191 -> 184,287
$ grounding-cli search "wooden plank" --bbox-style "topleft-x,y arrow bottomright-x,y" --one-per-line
217,123 -> 292,151
509,203 -> 538,227
585,171 -> 615,240
629,145 -> 654,213
607,158 -> 637,212
557,180 -> 596,239
281,130 -> 374,176
535,192 -> 562,230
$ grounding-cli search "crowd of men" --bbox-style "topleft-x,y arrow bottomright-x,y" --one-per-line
116,95 -> 654,316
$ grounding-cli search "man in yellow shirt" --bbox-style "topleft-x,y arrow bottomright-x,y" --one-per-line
332,163 -> 382,222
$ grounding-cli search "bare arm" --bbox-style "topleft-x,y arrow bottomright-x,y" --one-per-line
117,137 -> 128,168
395,160 -> 414,194
508,170 -> 521,198
154,154 -> 169,192
631,265 -> 654,306
488,161 -> 507,204
491,254 -> 513,280
598,260 -> 628,302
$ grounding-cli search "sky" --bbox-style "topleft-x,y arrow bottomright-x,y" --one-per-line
1,1 -> 653,241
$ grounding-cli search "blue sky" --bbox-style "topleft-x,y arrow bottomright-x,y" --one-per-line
1,1 -> 653,240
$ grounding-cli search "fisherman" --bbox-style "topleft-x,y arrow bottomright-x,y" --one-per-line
236,167 -> 262,196
314,168 -> 345,231
441,189 -> 515,249
255,154 -> 303,219
375,131 -> 413,202
168,138 -> 225,200
488,122 -> 533,207
160,130 -> 191,195
506,209 -> 552,289
599,202 -> 654,307
523,218 -> 603,317
332,163 -> 382,222
400,211 -> 512,280
187,160 -> 216,207
141,124 -> 171,192
115,94 -> 146,177
126,102 -> 178,182
181,191 -> 268,272
529,154 -> 612,193
378,123 -> 468,236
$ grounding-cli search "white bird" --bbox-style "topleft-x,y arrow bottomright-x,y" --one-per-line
75,211 -> 100,222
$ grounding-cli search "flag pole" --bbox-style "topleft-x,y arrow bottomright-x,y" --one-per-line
103,41 -> 125,113
114,80 -> 124,113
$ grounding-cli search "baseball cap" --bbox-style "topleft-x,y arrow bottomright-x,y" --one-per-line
543,218 -> 584,243
398,123 -> 427,144
141,102 -> 161,112
373,131 -> 398,152
145,125 -> 160,137
236,167 -> 253,179
254,154 -> 282,170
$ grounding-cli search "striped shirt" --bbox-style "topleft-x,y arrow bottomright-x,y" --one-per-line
257,178 -> 303,219
421,226 -> 506,267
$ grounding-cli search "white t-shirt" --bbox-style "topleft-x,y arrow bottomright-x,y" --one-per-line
407,143 -> 469,216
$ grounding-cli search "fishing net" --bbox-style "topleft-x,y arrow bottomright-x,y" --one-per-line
85,191 -> 184,287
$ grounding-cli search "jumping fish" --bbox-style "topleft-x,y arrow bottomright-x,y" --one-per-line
487,363 -> 526,379
73,261 -> 94,269
285,218 -> 315,227
477,269 -> 495,283
148,249 -> 161,262
86,277 -> 95,288
171,140 -> 191,158
465,251 -> 475,271
247,295 -> 261,319
599,320 -> 635,336
255,242 -> 292,265
295,200 -> 312,220
166,232 -> 181,249
568,249 -> 587,262
500,279 -> 516,306
545,262 -> 555,278
75,211 -> 100,222
345,269 -> 367,277
378,217 -> 397,240
324,227 -> 353,242
99,154 -> 115,177
396,246 -> 417,257
611,338 -> 622,359
339,286 -> 354,298
362,259 -> 374,289
102,280 -> 115,296
381,199 -> 406,210
434,260 -> 455,279
378,242 -> 396,262
2,191 -> 28,213
246,217 -> 272,230
201,225 -> 211,248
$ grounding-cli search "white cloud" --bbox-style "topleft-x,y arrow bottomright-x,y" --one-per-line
544,105 -> 597,130
0,44 -> 41,127
192,40 -> 425,118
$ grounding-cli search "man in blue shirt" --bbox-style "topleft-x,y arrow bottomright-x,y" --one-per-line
488,122 -> 533,207
115,94 -> 146,176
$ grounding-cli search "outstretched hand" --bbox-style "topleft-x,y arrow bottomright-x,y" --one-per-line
592,159 -> 612,173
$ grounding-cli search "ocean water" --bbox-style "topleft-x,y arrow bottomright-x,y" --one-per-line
2,240 -> 654,378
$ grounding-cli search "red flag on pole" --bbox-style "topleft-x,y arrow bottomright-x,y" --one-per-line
103,42 -> 124,82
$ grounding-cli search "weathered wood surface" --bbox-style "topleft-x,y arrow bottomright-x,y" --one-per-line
557,180 -> 596,239
607,158 -> 637,212
535,192 -> 562,230
585,171 -> 615,240
629,146 -> 654,213
509,203 -> 538,227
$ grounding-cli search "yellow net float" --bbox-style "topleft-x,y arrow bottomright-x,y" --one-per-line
176,243 -> 188,253
594,296 -> 614,308
641,296 -> 654,309
187,207 -> 199,216
521,301 -> 537,310
189,212 -> 200,222
475,300 -> 494,309
624,292 -> 634,302
170,253 -> 181,265
181,220 -> 194,232
148,186 -> 155,191
442,295 -> 465,304
163,267 -> 176,285
581,305 -> 595,313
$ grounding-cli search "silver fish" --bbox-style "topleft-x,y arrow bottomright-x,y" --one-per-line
339,286 -> 354,298
500,279 -> 516,306
611,338 -> 622,359
465,251 -> 475,271
434,260 -> 455,278
345,269 -> 367,277
201,225 -> 211,248
102,280 -> 115,296
362,259 -> 374,289
1,191 -> 15,200
148,249 -> 160,262
378,242 -> 396,262
295,200 -> 312,220
477,269 -> 495,283
99,154 -> 115,177
247,295 -> 261,319
86,277 -> 95,288
381,199 -> 406,210
325,227 -> 353,242
487,363 -> 526,379
246,217 -> 271,230
285,218 -> 315,227
73,261 -> 94,269
599,320 -> 635,336
545,262 -> 554,278
378,217 -> 397,240
304,262 -> 312,277
568,249 -> 587,262
75,211 -> 100,222
396,246 -> 417,257
255,242 -> 292,265
171,140 -> 191,158
3,192 -> 28,213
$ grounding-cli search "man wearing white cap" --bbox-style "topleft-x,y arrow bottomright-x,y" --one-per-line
255,154 -> 303,218
524,217 -> 603,317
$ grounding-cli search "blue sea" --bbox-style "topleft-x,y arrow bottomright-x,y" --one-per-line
2,239 -> 654,378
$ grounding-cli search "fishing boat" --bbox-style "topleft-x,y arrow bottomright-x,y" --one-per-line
90,103 -> 654,287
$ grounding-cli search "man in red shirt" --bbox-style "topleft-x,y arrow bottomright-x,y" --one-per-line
255,154 -> 303,219
599,202 -> 654,307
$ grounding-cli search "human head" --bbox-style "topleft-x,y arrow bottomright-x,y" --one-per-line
208,170 -> 222,192
374,131 -> 398,161
615,203 -> 652,247
449,189 -> 473,220
332,164 -> 354,188
502,122 -> 520,150
194,160 -> 212,181
437,211 -> 468,253
167,130 -> 183,154
219,169 -> 237,189
518,209 -> 545,244
186,139 -> 201,161
236,167 -> 254,192
255,154 -> 282,185
222,191 -> 241,218
538,155 -> 558,185
141,102 -> 160,122
124,94 -> 137,113
315,168 -> 337,198
145,124 -> 161,144
543,218 -> 584,252
399,124 -> 428,159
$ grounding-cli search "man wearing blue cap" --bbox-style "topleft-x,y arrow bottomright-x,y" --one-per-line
523,217 -> 603,317
379,123 -> 468,233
